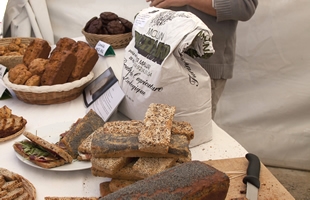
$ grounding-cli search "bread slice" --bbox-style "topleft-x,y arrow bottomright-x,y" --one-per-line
138,103 -> 175,154
103,120 -> 194,140
60,110 -> 104,159
1,180 -> 23,191
0,190 -> 8,198
108,179 -> 136,192
91,157 -> 132,175
14,192 -> 29,200
91,130 -> 190,158
103,120 -> 144,135
99,182 -> 112,197
44,197 -> 99,200
0,105 -> 11,118
1,187 -> 24,200
91,161 -> 144,181
132,157 -> 177,178
0,116 -> 27,138
68,41 -> 98,82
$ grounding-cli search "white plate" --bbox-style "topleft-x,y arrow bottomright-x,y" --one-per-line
15,121 -> 91,171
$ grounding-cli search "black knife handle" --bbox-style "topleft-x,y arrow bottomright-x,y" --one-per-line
242,153 -> 261,188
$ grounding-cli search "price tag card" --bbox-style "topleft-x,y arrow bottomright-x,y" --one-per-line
83,67 -> 124,121
0,64 -> 12,99
95,41 -> 115,57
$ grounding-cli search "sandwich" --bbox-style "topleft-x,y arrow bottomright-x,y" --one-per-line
13,132 -> 73,169
0,105 -> 27,141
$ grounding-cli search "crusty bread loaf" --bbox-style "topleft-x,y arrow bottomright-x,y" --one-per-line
23,38 -> 51,66
138,103 -> 175,154
68,41 -> 98,82
100,161 -> 230,200
41,50 -> 77,85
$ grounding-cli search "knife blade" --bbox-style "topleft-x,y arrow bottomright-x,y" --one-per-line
243,153 -> 261,200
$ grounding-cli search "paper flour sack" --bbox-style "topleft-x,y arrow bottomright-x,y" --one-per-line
119,7 -> 215,147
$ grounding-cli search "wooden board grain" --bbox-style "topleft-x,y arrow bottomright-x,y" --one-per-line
204,157 -> 295,200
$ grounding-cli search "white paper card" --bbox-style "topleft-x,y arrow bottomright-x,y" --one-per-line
83,67 -> 125,121
0,64 -> 7,97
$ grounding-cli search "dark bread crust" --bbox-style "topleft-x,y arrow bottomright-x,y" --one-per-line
23,132 -> 73,163
100,161 -> 230,200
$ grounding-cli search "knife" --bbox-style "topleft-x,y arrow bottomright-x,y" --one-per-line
243,153 -> 261,200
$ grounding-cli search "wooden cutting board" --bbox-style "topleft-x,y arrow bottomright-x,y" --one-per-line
204,157 -> 295,200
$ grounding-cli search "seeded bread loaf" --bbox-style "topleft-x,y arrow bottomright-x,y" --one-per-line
138,103 -> 176,154
99,161 -> 230,200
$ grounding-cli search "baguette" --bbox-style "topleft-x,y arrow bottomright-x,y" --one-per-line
138,103 -> 175,154
100,161 -> 230,200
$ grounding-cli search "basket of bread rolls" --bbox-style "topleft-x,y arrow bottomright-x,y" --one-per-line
2,37 -> 97,105
82,12 -> 133,49
0,37 -> 34,70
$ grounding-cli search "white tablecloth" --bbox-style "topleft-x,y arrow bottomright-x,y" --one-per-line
0,38 -> 247,199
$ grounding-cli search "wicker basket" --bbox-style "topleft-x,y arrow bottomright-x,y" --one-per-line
82,29 -> 132,49
2,72 -> 94,105
0,37 -> 34,70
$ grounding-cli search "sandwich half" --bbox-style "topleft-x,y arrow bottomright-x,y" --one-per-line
13,132 -> 73,169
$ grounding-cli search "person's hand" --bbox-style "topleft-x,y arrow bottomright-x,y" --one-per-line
146,0 -> 189,9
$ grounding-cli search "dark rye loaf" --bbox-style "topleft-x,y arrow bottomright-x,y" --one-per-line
99,161 -> 230,200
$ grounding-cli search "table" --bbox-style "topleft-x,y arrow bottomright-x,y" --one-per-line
0,37 -> 249,199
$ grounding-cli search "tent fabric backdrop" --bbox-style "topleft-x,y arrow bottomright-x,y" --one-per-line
3,0 -> 310,170
215,1 -> 310,171
3,0 -> 54,44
